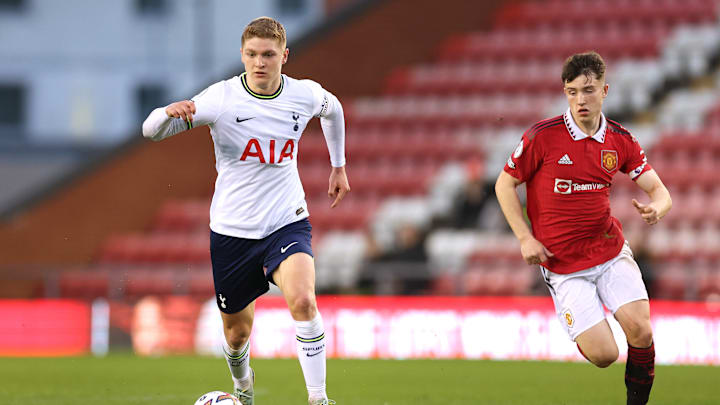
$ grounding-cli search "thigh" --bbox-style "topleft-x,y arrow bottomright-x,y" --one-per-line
596,244 -> 649,315
542,266 -> 607,341
575,318 -> 619,366
272,252 -> 316,303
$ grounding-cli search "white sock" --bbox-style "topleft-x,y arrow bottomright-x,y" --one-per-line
223,340 -> 251,390
295,313 -> 327,399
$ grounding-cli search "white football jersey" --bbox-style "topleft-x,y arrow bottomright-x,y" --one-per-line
143,73 -> 345,239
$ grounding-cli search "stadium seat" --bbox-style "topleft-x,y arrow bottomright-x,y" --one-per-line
698,266 -> 720,300
653,262 -> 689,300
153,200 -> 210,232
122,268 -> 177,298
59,270 -> 110,299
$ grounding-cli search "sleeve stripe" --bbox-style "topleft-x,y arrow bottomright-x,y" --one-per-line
527,117 -> 564,140
606,119 -> 631,136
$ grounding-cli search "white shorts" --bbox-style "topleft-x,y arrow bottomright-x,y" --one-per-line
540,241 -> 649,341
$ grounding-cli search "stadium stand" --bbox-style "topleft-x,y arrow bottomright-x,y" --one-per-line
357,0 -> 720,298
21,0 -> 720,301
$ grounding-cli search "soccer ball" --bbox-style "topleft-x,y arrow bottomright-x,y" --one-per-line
194,391 -> 240,405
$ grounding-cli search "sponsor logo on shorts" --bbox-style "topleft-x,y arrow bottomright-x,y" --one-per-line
280,241 -> 298,254
563,309 -> 574,328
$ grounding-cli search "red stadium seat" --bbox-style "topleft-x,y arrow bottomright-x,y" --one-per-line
59,271 -> 110,299
122,268 -> 177,298
653,262 -> 688,300
186,270 -> 215,298
698,267 -> 720,301
430,273 -> 457,295
153,200 -> 209,232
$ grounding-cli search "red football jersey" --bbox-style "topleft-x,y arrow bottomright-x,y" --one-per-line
503,110 -> 652,274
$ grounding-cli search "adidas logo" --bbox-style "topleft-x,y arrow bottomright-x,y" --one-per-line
558,154 -> 573,165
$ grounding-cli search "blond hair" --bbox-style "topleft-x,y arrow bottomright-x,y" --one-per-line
242,17 -> 287,48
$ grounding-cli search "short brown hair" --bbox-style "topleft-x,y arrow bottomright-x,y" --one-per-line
242,17 -> 286,48
561,51 -> 606,84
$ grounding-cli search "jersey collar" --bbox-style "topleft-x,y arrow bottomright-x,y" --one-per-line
240,72 -> 284,100
563,108 -> 607,143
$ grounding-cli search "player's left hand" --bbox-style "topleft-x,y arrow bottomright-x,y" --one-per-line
328,166 -> 350,208
632,199 -> 659,225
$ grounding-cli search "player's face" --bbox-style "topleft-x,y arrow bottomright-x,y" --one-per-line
241,37 -> 288,90
563,73 -> 608,125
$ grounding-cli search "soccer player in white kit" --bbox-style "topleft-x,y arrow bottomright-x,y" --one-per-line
142,17 -> 349,405
496,52 -> 672,405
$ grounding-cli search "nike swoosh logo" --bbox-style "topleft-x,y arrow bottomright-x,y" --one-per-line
306,351 -> 324,357
236,117 -> 255,123
280,241 -> 298,254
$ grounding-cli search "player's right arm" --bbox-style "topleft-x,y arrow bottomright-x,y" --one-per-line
495,171 -> 554,265
496,129 -> 554,265
165,100 -> 196,123
142,82 -> 225,142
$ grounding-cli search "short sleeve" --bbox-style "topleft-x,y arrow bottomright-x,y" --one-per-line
620,135 -> 652,180
190,81 -> 226,126
503,130 -> 543,183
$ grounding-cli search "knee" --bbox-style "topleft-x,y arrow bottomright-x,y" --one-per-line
628,328 -> 654,348
225,324 -> 252,350
288,294 -> 317,320
625,321 -> 653,348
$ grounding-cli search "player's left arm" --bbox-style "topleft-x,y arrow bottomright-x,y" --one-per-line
632,169 -> 672,225
313,84 -> 349,208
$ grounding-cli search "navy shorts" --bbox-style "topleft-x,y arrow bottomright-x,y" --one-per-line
210,219 -> 313,313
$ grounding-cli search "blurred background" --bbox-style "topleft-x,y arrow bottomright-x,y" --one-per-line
1,0 -> 719,361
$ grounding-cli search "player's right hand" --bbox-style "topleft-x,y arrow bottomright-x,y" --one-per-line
165,100 -> 196,123
520,236 -> 554,265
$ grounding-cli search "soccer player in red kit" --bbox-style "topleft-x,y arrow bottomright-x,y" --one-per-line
495,52 -> 672,405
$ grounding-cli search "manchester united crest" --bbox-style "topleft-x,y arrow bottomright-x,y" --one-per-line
601,150 -> 618,173
563,309 -> 574,328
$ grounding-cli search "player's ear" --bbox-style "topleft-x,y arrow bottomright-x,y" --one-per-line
602,83 -> 609,98
282,48 -> 289,64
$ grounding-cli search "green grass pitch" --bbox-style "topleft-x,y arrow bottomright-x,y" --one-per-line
1,355 -> 718,404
